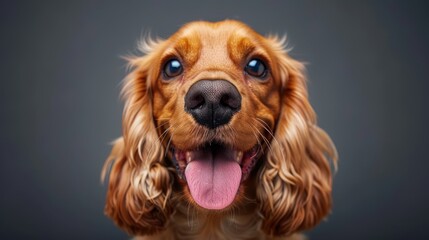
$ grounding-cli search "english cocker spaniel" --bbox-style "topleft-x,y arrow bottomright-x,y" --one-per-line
102,20 -> 337,240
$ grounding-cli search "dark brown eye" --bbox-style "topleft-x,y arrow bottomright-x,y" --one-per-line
163,59 -> 183,79
245,59 -> 268,79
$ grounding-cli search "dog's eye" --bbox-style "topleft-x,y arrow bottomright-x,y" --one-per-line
245,59 -> 268,79
163,59 -> 183,78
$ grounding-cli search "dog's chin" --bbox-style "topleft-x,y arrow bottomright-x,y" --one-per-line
170,141 -> 261,210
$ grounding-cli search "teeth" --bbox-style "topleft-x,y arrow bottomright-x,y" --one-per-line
236,151 -> 243,164
186,152 -> 192,163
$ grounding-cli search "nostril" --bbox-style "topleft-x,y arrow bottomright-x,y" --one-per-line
185,79 -> 241,129
188,94 -> 205,109
220,94 -> 229,107
220,93 -> 240,110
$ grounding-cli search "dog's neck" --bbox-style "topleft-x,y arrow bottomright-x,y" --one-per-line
165,199 -> 263,240
135,187 -> 304,240
135,203 -> 303,240
133,201 -> 268,240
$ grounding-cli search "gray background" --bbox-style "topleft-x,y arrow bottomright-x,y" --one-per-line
1,1 -> 428,239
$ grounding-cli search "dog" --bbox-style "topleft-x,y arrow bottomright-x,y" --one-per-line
102,20 -> 337,239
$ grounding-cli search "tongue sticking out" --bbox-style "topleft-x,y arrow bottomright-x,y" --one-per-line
184,148 -> 242,210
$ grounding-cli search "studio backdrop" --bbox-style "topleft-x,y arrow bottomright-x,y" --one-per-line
1,1 -> 428,239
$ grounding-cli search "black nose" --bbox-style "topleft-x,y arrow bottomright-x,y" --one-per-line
185,80 -> 241,129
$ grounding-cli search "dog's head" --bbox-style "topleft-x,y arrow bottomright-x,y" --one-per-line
103,20 -> 337,237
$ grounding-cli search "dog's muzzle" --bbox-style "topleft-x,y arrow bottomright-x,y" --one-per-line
185,79 -> 241,129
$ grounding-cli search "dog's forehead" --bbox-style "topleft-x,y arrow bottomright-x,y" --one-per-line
172,21 -> 263,66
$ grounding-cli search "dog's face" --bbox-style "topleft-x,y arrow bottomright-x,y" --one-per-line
151,21 -> 282,209
104,20 -> 336,237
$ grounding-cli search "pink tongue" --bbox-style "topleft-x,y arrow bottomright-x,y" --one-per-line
185,150 -> 242,210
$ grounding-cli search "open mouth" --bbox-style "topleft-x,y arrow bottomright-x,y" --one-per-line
171,142 -> 261,210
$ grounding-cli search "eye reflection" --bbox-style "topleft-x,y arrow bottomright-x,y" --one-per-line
164,59 -> 183,79
245,59 -> 267,79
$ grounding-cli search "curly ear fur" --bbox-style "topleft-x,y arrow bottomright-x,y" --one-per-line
102,39 -> 175,236
102,30 -> 337,238
258,38 -> 338,236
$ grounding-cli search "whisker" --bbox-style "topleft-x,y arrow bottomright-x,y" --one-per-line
255,117 -> 271,129
249,124 -> 262,149
143,121 -> 176,163
155,120 -> 169,130
143,124 -> 171,161
164,134 -> 173,157
158,125 -> 172,143
254,120 -> 275,150
250,122 -> 273,155
255,117 -> 286,162
227,125 -> 238,145
255,118 -> 275,140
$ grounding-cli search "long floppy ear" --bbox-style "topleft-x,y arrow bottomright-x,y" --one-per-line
101,39 -> 174,236
257,37 -> 338,236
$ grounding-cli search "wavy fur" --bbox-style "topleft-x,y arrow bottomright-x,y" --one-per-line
102,20 -> 337,239
258,38 -> 337,235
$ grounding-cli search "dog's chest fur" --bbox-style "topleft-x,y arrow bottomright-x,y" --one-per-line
135,201 -> 304,240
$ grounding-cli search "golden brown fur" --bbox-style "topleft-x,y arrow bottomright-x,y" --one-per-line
102,20 -> 337,239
